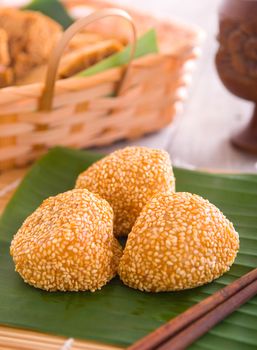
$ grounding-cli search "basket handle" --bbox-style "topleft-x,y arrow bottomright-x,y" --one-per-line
38,8 -> 137,111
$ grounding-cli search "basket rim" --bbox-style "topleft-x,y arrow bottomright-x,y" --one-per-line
0,49 -> 196,97
64,0 -> 205,45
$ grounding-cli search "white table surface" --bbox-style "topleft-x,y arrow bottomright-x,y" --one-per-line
96,0 -> 257,173
4,0 -> 257,172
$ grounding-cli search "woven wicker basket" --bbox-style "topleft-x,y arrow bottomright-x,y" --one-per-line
0,0 -> 203,171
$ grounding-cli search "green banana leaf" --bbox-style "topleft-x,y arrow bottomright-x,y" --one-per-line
0,147 -> 257,349
78,29 -> 158,77
23,0 -> 74,29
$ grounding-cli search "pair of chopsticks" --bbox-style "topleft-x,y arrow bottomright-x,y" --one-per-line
128,268 -> 257,350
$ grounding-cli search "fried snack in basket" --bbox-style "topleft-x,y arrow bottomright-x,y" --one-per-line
0,8 -> 62,83
58,38 -> 123,78
0,28 -> 13,87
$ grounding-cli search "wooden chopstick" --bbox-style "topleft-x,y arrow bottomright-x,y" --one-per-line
128,268 -> 257,350
158,277 -> 257,350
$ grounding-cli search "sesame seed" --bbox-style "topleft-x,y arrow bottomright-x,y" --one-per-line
75,146 -> 175,236
10,189 -> 122,292
118,192 -> 239,292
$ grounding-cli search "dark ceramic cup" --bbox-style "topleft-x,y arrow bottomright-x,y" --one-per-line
216,0 -> 257,154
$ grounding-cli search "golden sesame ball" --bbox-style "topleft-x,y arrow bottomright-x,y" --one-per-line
10,189 -> 122,292
75,147 -> 175,236
118,192 -> 239,292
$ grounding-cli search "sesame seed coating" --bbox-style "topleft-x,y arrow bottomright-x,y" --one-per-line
75,147 -> 175,236
10,189 -> 122,292
118,192 -> 239,292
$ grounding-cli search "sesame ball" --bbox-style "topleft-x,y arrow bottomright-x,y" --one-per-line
118,192 -> 239,292
75,147 -> 175,236
10,189 -> 122,292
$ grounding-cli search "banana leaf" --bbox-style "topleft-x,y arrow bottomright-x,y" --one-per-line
0,147 -> 257,349
78,29 -> 158,77
23,0 -> 74,29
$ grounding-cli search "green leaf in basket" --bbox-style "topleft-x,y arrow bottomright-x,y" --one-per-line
78,28 -> 159,77
23,0 -> 74,29
0,147 -> 257,349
